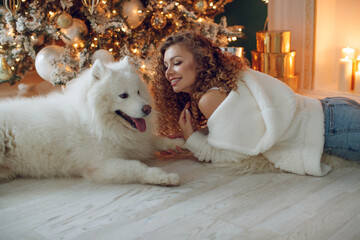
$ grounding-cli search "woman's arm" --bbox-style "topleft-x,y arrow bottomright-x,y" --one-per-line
180,90 -> 249,163
178,89 -> 227,140
185,131 -> 249,163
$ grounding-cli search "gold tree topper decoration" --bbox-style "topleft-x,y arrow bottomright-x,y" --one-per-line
4,0 -> 21,16
82,0 -> 100,15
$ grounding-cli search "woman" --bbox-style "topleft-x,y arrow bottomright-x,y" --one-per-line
152,30 -> 360,176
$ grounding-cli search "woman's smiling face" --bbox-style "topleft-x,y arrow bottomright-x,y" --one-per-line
163,44 -> 197,93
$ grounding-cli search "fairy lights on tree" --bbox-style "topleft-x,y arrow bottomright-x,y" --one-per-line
0,0 -> 244,85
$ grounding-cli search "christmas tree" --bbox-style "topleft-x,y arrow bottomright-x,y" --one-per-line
0,0 -> 244,85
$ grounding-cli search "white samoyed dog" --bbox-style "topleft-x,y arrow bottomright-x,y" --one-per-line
0,57 -> 184,186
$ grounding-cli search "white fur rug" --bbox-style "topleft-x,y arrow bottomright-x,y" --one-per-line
202,154 -> 360,176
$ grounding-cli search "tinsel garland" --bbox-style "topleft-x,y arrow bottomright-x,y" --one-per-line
0,0 -> 244,85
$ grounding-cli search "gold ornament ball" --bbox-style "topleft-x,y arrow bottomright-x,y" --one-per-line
57,12 -> 73,29
151,12 -> 167,30
0,56 -> 12,81
31,34 -> 45,46
194,0 -> 208,13
60,19 -> 88,45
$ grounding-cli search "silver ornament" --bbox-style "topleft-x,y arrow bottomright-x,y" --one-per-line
91,49 -> 115,64
35,45 -> 64,81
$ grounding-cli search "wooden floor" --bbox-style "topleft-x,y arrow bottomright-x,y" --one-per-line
0,71 -> 61,98
0,157 -> 360,240
1,75 -> 360,239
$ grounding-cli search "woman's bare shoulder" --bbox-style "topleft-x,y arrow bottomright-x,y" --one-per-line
198,89 -> 227,119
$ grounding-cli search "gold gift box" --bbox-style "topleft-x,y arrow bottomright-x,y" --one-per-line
252,30 -> 298,92
278,75 -> 299,93
251,51 -> 296,78
256,31 -> 291,53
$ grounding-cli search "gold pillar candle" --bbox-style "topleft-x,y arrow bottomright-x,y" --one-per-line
356,56 -> 360,71
251,51 -> 296,78
256,31 -> 291,53
352,59 -> 357,90
354,71 -> 360,93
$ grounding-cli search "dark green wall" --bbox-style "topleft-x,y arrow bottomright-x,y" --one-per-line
215,0 -> 268,63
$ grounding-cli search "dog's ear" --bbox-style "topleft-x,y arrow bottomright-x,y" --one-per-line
121,56 -> 130,65
92,59 -> 105,81
120,56 -> 138,74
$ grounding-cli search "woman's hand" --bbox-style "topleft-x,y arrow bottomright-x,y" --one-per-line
158,133 -> 191,157
178,102 -> 194,141
167,132 -> 184,139
159,145 -> 189,156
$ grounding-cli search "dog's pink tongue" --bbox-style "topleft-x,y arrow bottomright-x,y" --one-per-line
133,118 -> 146,132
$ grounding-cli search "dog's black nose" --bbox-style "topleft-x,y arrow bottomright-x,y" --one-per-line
142,105 -> 152,115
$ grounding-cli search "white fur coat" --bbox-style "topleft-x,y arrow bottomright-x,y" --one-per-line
185,69 -> 331,176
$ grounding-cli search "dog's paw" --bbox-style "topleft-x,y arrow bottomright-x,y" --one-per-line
145,167 -> 180,186
172,138 -> 186,148
163,137 -> 186,151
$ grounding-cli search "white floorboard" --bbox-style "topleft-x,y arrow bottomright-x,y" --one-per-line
1,158 -> 359,240
1,80 -> 360,239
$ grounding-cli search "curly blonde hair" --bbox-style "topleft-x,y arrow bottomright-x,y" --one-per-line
152,30 -> 248,136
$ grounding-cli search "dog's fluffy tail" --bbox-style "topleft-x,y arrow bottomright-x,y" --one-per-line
0,126 -> 17,182
0,126 -> 16,161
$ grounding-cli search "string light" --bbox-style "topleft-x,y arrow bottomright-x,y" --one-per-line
0,0 -> 245,85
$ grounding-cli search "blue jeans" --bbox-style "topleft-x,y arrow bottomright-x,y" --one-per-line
320,97 -> 360,161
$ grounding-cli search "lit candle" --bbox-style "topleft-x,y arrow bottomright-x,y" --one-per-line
341,47 -> 355,59
355,71 -> 360,93
357,55 -> 360,71
338,58 -> 353,91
